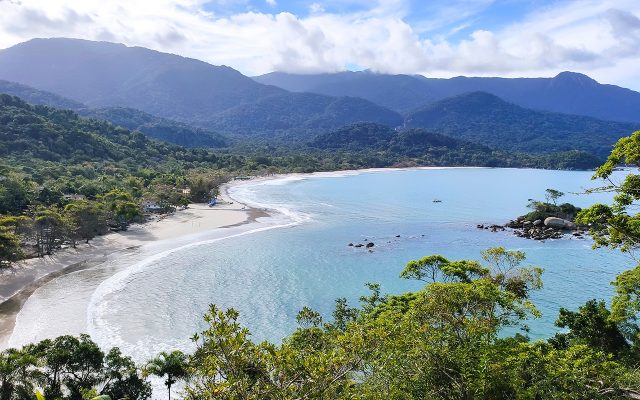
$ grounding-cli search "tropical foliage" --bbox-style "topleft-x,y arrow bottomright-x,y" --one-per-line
0,335 -> 150,400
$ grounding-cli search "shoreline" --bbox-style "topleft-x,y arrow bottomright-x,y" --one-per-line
0,185 -> 269,348
0,165 -> 564,348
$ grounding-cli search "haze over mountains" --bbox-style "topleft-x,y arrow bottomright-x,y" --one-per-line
0,38 -> 400,133
0,37 -> 639,163
256,71 -> 640,124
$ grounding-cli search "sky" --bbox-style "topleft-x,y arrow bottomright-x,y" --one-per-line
1,0 -> 640,89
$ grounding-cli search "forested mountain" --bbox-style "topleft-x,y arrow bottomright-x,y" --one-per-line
254,71 -> 435,113
0,94 -> 222,165
404,92 -> 640,158
0,38 -> 284,124
309,122 -> 601,170
255,71 -> 640,122
1,39 -> 635,160
0,39 -> 404,132
0,79 -> 84,110
208,92 -> 403,135
0,79 -> 228,148
78,107 -> 229,148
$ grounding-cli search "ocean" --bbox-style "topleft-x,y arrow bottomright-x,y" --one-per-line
8,167 -> 632,365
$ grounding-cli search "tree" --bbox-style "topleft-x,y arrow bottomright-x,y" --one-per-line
575,131 -> 640,343
0,336 -> 151,400
187,305 -> 360,400
0,227 -> 22,267
0,175 -> 33,214
545,188 -> 564,205
577,131 -> 640,253
101,348 -> 151,400
145,351 -> 189,400
553,300 -> 629,357
31,335 -> 104,400
0,347 -> 39,400
100,190 -> 142,230
36,186 -> 63,207
64,201 -> 107,246
33,208 -> 65,256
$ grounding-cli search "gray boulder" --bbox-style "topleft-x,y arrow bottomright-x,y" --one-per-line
533,219 -> 543,226
544,217 -> 576,230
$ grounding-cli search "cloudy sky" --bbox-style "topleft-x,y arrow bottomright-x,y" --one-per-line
1,0 -> 640,89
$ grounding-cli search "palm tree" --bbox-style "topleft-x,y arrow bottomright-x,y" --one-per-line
145,351 -> 189,400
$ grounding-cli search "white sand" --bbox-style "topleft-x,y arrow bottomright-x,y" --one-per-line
0,200 -> 250,304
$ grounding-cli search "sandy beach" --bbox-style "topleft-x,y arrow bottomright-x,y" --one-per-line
0,167 -> 468,348
0,185 -> 268,348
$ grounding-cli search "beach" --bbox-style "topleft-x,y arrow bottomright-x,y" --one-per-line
0,185 -> 268,348
0,166 -> 624,351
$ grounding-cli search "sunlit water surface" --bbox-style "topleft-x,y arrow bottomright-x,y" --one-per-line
9,168 -> 632,368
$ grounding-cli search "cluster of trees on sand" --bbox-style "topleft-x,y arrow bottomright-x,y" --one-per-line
0,170 -> 228,266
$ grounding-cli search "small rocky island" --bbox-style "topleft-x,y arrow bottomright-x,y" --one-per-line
479,189 -> 587,240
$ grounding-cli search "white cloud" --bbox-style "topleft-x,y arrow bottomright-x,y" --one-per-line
0,0 -> 639,89
309,3 -> 324,14
265,0 -> 276,7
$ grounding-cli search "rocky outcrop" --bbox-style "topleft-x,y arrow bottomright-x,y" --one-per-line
544,217 -> 576,230
486,214 -> 587,241
477,224 -> 506,232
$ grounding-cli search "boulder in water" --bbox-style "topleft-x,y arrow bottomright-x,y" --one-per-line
544,217 -> 576,230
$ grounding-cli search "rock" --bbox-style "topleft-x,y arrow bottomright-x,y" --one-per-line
395,234 -> 401,237
366,242 -> 375,248
348,243 -> 354,247
544,217 -> 576,230
523,221 -> 533,227
533,219 -> 543,226
477,224 -> 484,229
354,244 -> 364,248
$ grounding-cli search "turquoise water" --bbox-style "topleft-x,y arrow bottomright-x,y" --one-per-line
85,168 -> 632,359
9,168 -> 633,363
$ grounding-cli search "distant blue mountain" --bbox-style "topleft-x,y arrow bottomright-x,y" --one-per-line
255,71 -> 640,123
0,79 -> 84,110
207,92 -> 403,135
0,38 -> 402,133
0,38 -> 285,124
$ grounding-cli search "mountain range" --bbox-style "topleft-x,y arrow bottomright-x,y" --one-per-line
0,38 -> 400,131
0,37 -> 639,163
0,80 -> 229,148
405,92 -> 638,158
255,70 -> 640,123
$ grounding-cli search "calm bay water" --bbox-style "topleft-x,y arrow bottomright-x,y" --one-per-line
9,168 -> 633,363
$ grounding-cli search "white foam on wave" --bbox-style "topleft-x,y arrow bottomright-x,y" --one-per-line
87,178 -> 312,359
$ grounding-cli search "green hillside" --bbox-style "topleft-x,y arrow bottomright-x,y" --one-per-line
405,92 -> 639,158
309,123 -> 601,170
79,107 -> 229,148
208,92 -> 403,135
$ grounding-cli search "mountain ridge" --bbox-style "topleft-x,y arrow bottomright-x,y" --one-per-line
404,91 -> 640,158
0,38 -> 402,132
255,70 -> 640,123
